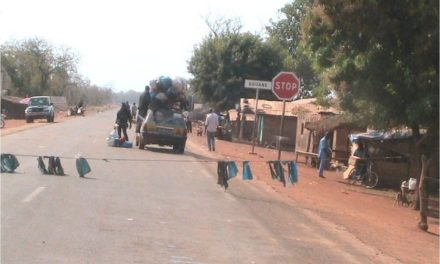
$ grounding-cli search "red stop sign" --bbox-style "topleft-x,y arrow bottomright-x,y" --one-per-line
271,72 -> 301,100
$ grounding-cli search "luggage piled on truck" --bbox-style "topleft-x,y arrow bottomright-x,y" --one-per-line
149,76 -> 188,111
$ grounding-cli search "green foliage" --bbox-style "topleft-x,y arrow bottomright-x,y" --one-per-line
301,0 -> 439,132
267,0 -> 318,96
188,30 -> 284,111
1,38 -> 113,106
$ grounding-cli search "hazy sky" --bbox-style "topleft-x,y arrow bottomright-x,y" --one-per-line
1,0 -> 290,92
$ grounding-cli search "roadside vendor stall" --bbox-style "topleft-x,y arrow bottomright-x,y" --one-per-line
346,130 -> 416,188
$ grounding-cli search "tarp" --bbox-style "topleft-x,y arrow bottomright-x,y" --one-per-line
349,130 -> 417,142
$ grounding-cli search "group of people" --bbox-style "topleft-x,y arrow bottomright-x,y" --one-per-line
114,83 -> 221,153
115,85 -> 151,142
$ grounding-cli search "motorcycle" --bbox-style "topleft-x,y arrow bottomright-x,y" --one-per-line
67,106 -> 85,116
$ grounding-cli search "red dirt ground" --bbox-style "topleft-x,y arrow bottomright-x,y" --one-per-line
187,132 -> 439,264
1,112 -> 438,263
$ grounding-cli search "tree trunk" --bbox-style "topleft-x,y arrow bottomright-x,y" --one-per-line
410,124 -> 422,210
417,155 -> 431,231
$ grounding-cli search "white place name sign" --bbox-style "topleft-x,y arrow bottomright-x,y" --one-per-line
244,79 -> 272,90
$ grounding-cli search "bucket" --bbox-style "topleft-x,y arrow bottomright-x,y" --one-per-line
408,178 -> 417,190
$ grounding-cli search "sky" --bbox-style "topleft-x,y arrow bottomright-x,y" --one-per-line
1,0 -> 290,92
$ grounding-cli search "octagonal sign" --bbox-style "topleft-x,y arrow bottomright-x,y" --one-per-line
271,72 -> 301,100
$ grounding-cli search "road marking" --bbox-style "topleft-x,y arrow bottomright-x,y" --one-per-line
170,256 -> 204,264
22,187 -> 46,203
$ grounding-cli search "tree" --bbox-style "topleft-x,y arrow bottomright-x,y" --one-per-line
1,37 -> 113,106
188,19 -> 285,111
301,0 -> 438,229
266,0 -> 318,97
1,38 -> 78,97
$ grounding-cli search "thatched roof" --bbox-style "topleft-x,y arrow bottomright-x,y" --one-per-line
305,114 -> 363,132
237,98 -> 338,117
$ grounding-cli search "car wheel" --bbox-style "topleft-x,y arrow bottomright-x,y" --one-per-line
174,142 -> 185,154
26,117 -> 33,123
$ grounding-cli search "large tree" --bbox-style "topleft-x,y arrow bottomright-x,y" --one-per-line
1,38 -> 78,97
1,37 -> 113,106
188,19 -> 285,111
301,0 -> 438,229
267,0 -> 318,97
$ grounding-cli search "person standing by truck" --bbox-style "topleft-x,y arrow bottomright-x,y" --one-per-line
136,85 -> 151,133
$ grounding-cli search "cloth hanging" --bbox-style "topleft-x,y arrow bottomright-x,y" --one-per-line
242,161 -> 253,180
54,157 -> 65,176
76,157 -> 91,177
288,161 -> 298,184
37,156 -> 65,175
226,161 -> 238,179
1,154 -> 19,173
47,156 -> 56,175
267,161 -> 277,180
274,161 -> 286,187
268,161 -> 286,186
217,161 -> 229,190
37,156 -> 48,174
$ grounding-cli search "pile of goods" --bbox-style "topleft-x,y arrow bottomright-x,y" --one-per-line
149,76 -> 188,111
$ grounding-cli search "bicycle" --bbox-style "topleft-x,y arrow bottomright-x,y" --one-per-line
347,159 -> 379,189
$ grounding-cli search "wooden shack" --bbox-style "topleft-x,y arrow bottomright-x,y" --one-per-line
1,96 -> 27,119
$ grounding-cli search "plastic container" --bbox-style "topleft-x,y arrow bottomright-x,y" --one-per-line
121,141 -> 133,148
408,178 -> 417,190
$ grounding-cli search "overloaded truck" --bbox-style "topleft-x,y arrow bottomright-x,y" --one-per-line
136,76 -> 188,154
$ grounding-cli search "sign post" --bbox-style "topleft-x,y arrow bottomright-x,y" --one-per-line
271,72 -> 301,160
244,79 -> 272,154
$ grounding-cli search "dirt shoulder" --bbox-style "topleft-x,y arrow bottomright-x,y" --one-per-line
187,132 -> 439,264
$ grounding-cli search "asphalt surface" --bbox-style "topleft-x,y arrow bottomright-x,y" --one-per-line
1,110 -> 401,264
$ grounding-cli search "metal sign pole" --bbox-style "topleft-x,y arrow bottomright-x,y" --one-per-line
250,88 -> 260,154
277,100 -> 286,160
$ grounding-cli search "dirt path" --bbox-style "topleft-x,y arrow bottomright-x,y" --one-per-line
186,132 -> 439,264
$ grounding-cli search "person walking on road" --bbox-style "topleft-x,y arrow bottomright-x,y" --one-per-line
318,132 -> 332,178
205,109 -> 219,151
136,85 -> 151,133
131,102 -> 137,122
115,102 -> 132,141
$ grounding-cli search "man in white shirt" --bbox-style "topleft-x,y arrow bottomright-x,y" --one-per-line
205,109 -> 219,151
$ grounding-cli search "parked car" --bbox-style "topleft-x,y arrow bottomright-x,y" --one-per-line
25,96 -> 55,123
137,108 -> 187,153
216,114 -> 232,141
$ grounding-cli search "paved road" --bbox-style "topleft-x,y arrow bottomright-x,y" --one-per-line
1,110 -> 400,264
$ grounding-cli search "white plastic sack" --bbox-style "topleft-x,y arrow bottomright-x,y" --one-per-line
106,129 -> 119,147
408,178 -> 417,190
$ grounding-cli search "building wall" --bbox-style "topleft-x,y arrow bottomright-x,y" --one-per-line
333,128 -> 351,162
1,99 -> 26,119
296,114 -> 319,153
259,115 -> 297,150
